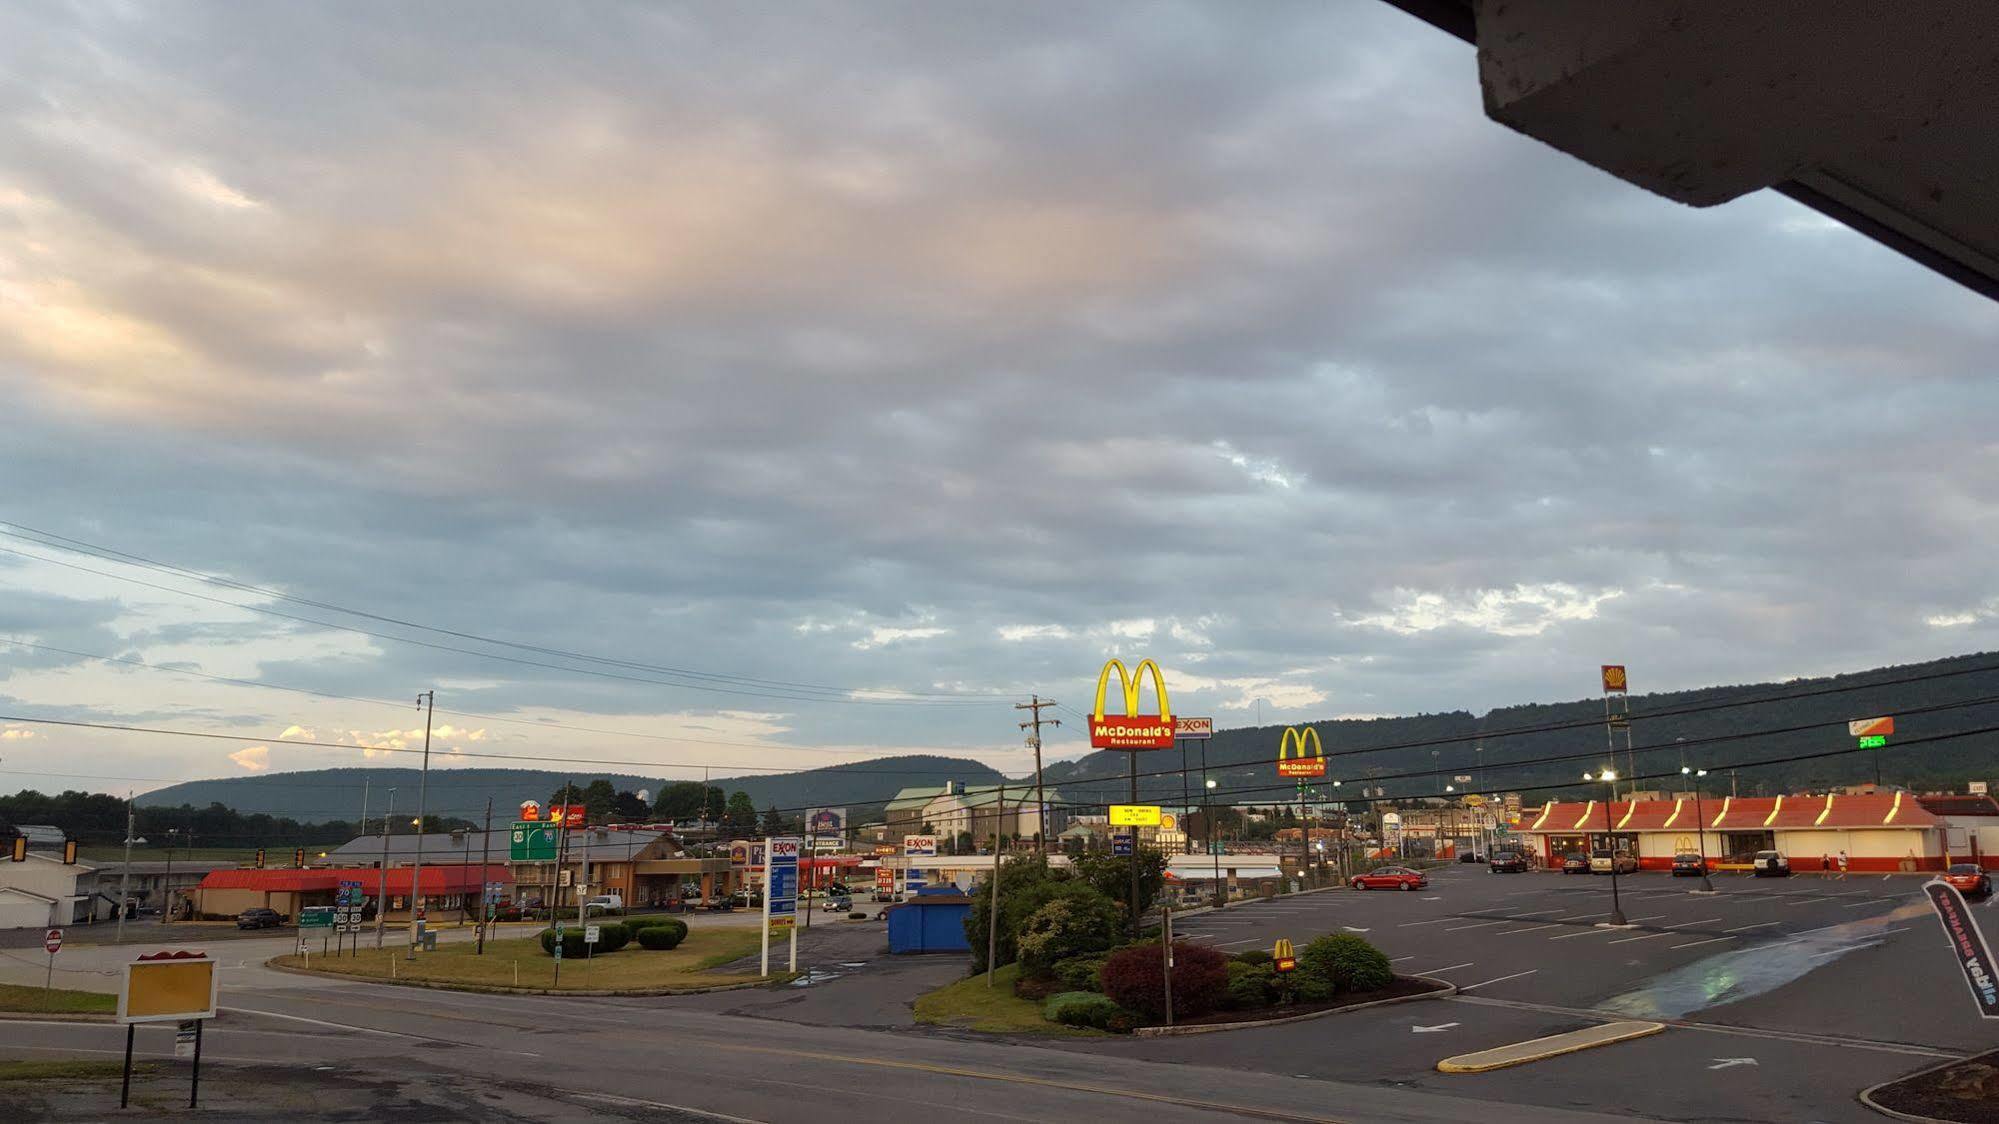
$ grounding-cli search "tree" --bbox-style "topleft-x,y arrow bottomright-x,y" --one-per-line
759,805 -> 786,835
954,831 -> 974,855
582,779 -> 618,822
723,791 -> 757,830
611,790 -> 651,822
1075,850 -> 1168,921
651,781 -> 707,821
549,782 -> 585,808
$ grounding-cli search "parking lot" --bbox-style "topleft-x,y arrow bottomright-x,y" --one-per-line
1073,863 -> 1994,1122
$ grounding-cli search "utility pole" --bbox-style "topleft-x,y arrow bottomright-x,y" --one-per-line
407,690 -> 433,961
375,789 -> 395,950
1016,697 -> 1059,852
476,797 -> 493,955
114,795 -> 134,944
1178,737 -> 1191,854
162,829 -> 177,924
986,782 -> 1004,988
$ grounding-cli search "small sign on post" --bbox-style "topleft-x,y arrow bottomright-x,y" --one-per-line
119,951 -> 219,1110
43,927 -> 61,990
1112,833 -> 1134,857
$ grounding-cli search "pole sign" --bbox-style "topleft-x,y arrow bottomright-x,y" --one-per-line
1173,716 -> 1214,740
875,866 -> 895,893
45,928 -> 62,954
1277,727 -> 1327,777
510,822 -> 560,862
1601,665 -> 1628,693
765,837 -> 800,930
1109,804 -> 1162,827
1848,717 -> 1895,738
1112,833 -> 1134,857
298,907 -> 335,929
805,808 -> 847,836
902,835 -> 934,895
1088,658 -> 1176,749
1924,880 -> 1999,1019
584,924 -> 600,945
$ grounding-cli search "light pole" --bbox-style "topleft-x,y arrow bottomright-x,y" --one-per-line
1583,769 -> 1628,925
407,691 -> 433,961
1205,778 -> 1221,907
1681,766 -> 1715,893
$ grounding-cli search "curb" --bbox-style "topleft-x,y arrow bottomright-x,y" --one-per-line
1132,977 -> 1456,1038
260,957 -> 785,997
1857,1055 -> 1979,1124
0,1009 -> 115,1023
1436,1020 -> 1665,1074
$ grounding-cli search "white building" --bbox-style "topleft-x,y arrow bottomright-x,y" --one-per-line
0,852 -> 105,929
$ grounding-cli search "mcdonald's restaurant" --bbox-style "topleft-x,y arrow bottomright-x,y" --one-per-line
1520,791 -> 1947,872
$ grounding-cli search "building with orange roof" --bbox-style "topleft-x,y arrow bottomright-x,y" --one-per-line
1518,791 -> 1946,872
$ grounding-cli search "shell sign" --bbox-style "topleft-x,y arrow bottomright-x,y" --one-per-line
1601,665 -> 1628,693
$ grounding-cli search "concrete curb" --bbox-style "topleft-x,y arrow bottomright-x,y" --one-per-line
0,1009 -> 115,1023
1857,1055 -> 1979,1124
1132,976 -> 1456,1038
1435,1020 -> 1666,1074
260,956 -> 784,997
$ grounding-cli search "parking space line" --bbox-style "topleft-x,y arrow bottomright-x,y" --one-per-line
1842,897 -> 1899,907
1506,909 -> 1564,918
1670,936 -> 1735,950
1547,927 -> 1620,941
1425,962 -> 1475,973
1671,917 -> 1724,928
1389,955 -> 1415,963
1607,932 -> 1673,944
1723,922 -> 1780,934
1215,938 -> 1260,946
1456,969 -> 1538,992
1398,918 -> 1451,927
1498,924 -> 1558,935
1444,920 -> 1512,932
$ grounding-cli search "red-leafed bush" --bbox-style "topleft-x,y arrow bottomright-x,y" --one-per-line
1098,940 -> 1228,1020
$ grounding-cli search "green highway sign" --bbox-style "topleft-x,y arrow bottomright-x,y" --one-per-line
298,907 -> 336,929
510,821 -> 560,862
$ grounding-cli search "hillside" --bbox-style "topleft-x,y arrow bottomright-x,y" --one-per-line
1042,650 -> 1999,808
135,755 -> 1008,823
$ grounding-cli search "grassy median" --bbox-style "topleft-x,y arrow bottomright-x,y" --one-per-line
0,983 -> 116,1014
913,963 -> 1102,1036
271,928 -> 769,991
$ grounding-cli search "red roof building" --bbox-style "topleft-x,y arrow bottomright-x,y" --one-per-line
192,864 -> 510,921
1519,793 -> 1946,872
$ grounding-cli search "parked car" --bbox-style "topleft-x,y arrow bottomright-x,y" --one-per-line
1458,851 -> 1485,864
871,889 -> 904,903
582,894 -> 624,915
1752,850 -> 1791,877
1590,849 -> 1638,875
236,907 -> 284,930
1671,852 -> 1709,877
1350,866 -> 1429,891
1560,851 -> 1590,875
1943,863 -> 1993,899
1488,851 -> 1528,873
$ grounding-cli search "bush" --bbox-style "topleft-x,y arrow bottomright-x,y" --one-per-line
1043,991 -> 1127,1030
591,922 -> 631,953
1015,894 -> 1125,972
1225,960 -> 1278,1009
537,928 -> 587,958
1291,972 -> 1336,1002
1052,954 -> 1108,993
635,926 -> 683,950
963,857 -> 1126,974
1098,941 -> 1229,1020
1233,948 -> 1272,966
1299,934 -> 1393,994
626,916 -> 689,944
1012,972 -> 1064,1001
623,915 -> 669,931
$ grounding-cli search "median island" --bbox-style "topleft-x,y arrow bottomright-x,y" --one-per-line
270,917 -> 775,994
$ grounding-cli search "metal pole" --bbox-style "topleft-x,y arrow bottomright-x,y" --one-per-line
1128,749 -> 1141,938
803,817 -> 814,931
1604,782 -> 1627,925
552,796 -> 571,988
1160,902 -> 1174,1026
477,797 -> 492,955
1693,779 -> 1715,893
986,783 -> 1004,988
1179,738 -> 1191,854
162,830 -> 174,925
1204,741 -> 1221,907
1298,781 -> 1308,890
120,1024 -> 135,1108
407,690 -> 433,960
375,789 -> 394,950
188,1018 -> 203,1108
114,795 -> 133,944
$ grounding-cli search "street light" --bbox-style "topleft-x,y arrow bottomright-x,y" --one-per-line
1582,769 -> 1629,925
1681,766 -> 1716,893
1204,778 -> 1222,907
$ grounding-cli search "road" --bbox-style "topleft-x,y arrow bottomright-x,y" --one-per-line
0,867 -> 1983,1122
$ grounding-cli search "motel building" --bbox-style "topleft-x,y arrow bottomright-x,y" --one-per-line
1519,791 -> 1947,873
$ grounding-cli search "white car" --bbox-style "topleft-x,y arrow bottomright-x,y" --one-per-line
582,894 -> 624,914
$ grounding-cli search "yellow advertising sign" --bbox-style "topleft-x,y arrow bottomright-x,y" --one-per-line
1277,726 -> 1327,778
119,954 -> 218,1025
1462,794 -> 1487,808
1109,804 -> 1163,827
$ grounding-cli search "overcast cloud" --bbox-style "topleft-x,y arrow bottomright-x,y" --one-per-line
2,1 -> 1995,802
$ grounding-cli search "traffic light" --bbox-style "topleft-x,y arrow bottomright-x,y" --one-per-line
254,848 -> 266,869
293,847 -> 305,869
9,836 -> 24,862
62,840 -> 78,865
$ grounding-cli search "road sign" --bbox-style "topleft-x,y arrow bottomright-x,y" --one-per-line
174,1020 -> 198,1059
1209,841 -> 1226,855
1112,833 -> 1134,856
1109,804 -> 1162,827
584,925 -> 600,945
1174,716 -> 1214,739
1849,717 -> 1895,738
510,822 -> 559,862
298,907 -> 335,929
1924,880 -> 1999,1019
44,928 -> 62,954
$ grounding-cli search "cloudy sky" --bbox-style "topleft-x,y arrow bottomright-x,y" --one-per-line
2,1 -> 1994,806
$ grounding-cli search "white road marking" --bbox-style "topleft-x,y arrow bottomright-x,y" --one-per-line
1708,1057 -> 1758,1070
1443,920 -> 1511,932
1498,924 -> 1559,935
575,1093 -> 767,1123
1215,938 -> 1260,946
1410,1022 -> 1459,1033
1723,922 -> 1780,934
1389,955 -> 1416,963
1607,932 -> 1673,944
1424,962 -> 1475,973
1672,918 -> 1724,928
1842,897 -> 1898,907
1398,918 -> 1451,927
1505,909 -> 1564,918
1456,969 -> 1538,992
1670,936 -> 1736,950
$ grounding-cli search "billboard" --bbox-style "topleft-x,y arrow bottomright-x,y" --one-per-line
120,953 -> 219,1025
728,840 -> 768,868
1277,726 -> 1327,778
1174,716 -> 1214,740
1109,804 -> 1162,827
1088,658 -> 1175,750
546,804 -> 585,828
804,808 -> 847,836
1849,717 -> 1895,738
764,837 -> 800,930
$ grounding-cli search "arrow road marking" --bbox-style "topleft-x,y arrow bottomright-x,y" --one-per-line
1708,1057 -> 1758,1070
1412,1023 -> 1459,1033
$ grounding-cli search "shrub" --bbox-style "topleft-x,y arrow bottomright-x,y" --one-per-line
1043,991 -> 1126,1030
630,917 -> 689,944
1052,954 -> 1107,993
1098,941 -> 1229,1020
1291,972 -> 1336,1002
635,926 -> 683,950
1299,934 -> 1393,994
537,928 -> 588,958
592,922 -> 631,953
1225,960 -> 1277,1009
1012,972 -> 1064,1001
1015,894 -> 1125,972
964,855 -> 1081,973
623,915 -> 668,931
1233,948 -> 1272,966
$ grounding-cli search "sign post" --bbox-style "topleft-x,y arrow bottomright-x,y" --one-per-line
902,835 -> 936,899
761,836 -> 800,977
43,927 -> 61,989
1851,717 -> 1896,786
1923,880 -> 1999,1019
119,951 -> 219,1109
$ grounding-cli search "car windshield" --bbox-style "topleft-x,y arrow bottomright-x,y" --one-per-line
1949,864 -> 1980,874
1565,853 -> 1585,861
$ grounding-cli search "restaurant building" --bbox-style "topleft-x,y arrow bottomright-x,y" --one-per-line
1519,792 -> 1946,872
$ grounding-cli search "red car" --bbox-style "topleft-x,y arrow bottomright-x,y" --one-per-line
1943,864 -> 1993,899
1351,866 -> 1429,891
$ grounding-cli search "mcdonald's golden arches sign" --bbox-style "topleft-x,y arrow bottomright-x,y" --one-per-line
1277,726 -> 1327,777
1088,658 -> 1175,750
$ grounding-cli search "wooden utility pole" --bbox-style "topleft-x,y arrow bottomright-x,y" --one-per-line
476,797 -> 493,955
1016,697 -> 1060,852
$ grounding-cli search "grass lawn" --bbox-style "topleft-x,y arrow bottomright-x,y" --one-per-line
271,927 -> 770,991
0,1060 -> 153,1082
0,983 -> 116,1014
912,963 -> 1101,1036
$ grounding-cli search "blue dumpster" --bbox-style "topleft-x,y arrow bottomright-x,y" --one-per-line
886,888 -> 973,954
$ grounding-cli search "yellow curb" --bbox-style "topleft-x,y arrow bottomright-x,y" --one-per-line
1436,1020 -> 1666,1073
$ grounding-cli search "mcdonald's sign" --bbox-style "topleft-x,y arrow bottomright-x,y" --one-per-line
1277,726 -> 1327,778
1088,658 -> 1175,750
